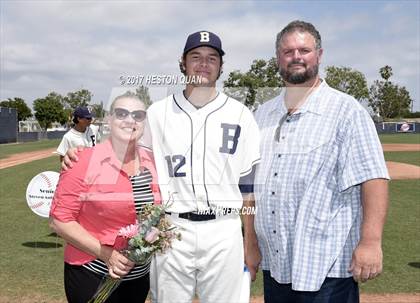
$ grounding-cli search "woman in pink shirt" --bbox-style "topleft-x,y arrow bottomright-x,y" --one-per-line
50,93 -> 160,303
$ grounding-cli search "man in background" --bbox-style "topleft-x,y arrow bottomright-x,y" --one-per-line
56,106 -> 100,162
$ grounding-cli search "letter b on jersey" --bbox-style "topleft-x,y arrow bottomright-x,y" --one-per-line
219,123 -> 241,154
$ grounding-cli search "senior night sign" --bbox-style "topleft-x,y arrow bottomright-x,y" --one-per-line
26,171 -> 60,218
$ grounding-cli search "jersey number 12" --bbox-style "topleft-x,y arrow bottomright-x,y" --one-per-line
165,155 -> 186,177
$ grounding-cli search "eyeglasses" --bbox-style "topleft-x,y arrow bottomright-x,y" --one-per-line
112,108 -> 146,122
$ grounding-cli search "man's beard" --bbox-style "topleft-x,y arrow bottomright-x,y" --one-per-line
280,61 -> 319,84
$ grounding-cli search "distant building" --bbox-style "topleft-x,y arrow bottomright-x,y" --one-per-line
19,118 -> 42,132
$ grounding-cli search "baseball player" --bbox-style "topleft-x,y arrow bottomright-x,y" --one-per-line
56,106 -> 100,162
145,31 -> 261,302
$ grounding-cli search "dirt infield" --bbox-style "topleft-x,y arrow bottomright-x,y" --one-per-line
382,144 -> 420,152
383,143 -> 420,180
0,148 -> 56,170
2,145 -> 420,180
360,293 -> 420,303
387,161 -> 420,180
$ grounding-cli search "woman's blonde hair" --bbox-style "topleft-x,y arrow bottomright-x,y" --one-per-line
109,92 -> 144,113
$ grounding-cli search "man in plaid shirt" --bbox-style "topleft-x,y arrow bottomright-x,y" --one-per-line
245,20 -> 390,303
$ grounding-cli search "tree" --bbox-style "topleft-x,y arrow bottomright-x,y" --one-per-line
224,57 -> 284,108
324,66 -> 369,102
0,97 -> 32,121
135,85 -> 152,108
63,89 -> 93,111
379,65 -> 393,81
368,66 -> 412,119
63,108 -> 73,125
34,92 -> 67,130
91,102 -> 106,119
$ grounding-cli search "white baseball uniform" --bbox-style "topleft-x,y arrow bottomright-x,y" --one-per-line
145,91 -> 260,302
56,125 -> 100,156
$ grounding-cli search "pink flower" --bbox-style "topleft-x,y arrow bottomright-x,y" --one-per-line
165,231 -> 176,240
118,221 -> 139,239
145,227 -> 160,243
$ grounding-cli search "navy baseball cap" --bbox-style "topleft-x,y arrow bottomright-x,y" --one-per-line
73,106 -> 93,119
183,31 -> 225,56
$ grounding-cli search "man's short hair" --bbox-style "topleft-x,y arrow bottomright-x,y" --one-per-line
276,20 -> 322,54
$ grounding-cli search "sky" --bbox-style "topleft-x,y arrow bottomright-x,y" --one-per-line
1,0 -> 419,112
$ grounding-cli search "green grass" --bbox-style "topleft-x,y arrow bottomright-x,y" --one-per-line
360,179 -> 420,293
379,133 -> 420,144
0,157 -> 64,301
251,269 -> 264,296
0,158 -> 419,300
384,151 -> 420,166
0,139 -> 61,159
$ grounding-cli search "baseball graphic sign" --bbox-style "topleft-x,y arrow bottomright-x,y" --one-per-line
400,123 -> 410,132
26,171 -> 60,218
396,122 -> 415,133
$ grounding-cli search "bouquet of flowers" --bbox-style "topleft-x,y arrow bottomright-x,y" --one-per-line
88,203 -> 181,303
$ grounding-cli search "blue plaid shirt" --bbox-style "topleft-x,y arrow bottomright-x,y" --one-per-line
253,80 -> 389,291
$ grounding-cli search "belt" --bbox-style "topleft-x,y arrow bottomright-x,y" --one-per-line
166,208 -> 235,222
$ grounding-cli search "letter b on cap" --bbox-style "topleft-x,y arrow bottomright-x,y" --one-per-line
200,31 -> 210,42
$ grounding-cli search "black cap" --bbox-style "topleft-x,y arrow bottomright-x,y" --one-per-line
73,106 -> 93,119
183,31 -> 225,56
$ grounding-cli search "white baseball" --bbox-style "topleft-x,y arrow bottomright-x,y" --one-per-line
26,171 -> 60,218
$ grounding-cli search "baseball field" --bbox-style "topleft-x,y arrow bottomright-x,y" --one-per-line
0,133 -> 419,303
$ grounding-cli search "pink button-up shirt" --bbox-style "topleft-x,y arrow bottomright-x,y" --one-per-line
50,139 -> 161,265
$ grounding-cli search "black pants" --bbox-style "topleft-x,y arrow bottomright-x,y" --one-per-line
64,263 -> 149,303
263,270 -> 359,303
